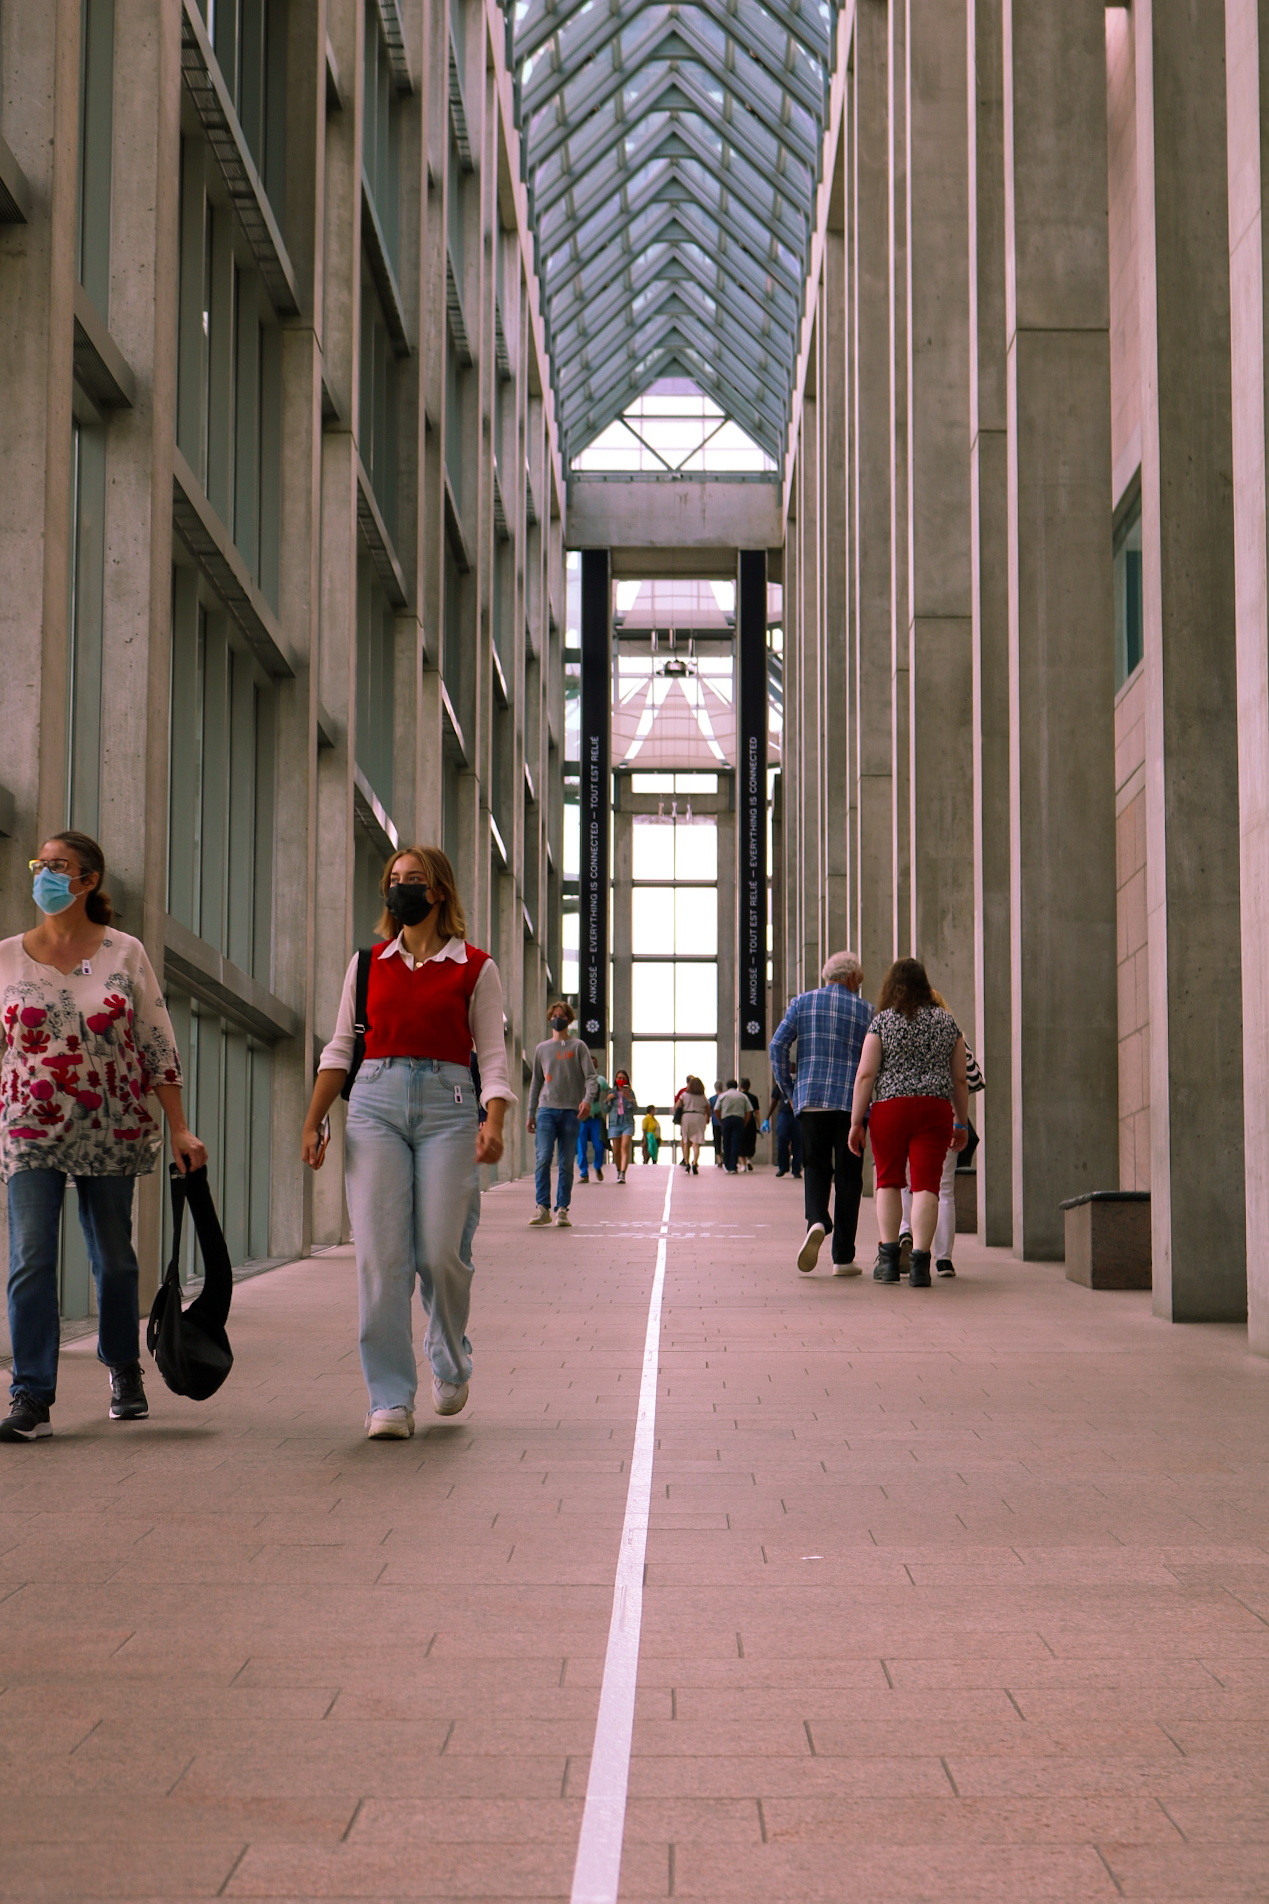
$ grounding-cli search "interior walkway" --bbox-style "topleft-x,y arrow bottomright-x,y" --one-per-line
1,1166 -> 1266,1902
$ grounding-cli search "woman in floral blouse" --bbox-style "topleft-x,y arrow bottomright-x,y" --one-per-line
0,831 -> 205,1441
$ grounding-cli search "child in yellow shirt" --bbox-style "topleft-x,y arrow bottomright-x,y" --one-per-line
641,1108 -> 662,1165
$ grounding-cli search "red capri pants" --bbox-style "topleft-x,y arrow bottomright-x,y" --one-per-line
868,1095 -> 954,1194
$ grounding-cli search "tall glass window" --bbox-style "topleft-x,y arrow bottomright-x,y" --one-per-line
77,0 -> 114,319
356,549 -> 395,815
630,813 -> 718,1120
1114,494 -> 1144,690
359,278 -> 399,540
363,2 -> 400,268
67,419 -> 108,836
168,567 -> 277,982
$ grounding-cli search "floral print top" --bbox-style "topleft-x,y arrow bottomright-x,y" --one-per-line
0,930 -> 183,1181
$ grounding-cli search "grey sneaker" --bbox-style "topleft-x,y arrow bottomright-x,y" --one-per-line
832,1260 -> 862,1278
529,1205 -> 552,1225
432,1377 -> 469,1417
555,1207 -> 572,1227
366,1405 -> 415,1439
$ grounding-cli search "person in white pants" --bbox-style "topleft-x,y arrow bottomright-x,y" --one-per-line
898,1020 -> 983,1277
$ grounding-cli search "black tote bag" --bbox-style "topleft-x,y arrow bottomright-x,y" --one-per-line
146,1164 -> 235,1400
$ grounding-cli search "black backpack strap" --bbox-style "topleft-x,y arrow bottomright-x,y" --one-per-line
340,948 -> 374,1100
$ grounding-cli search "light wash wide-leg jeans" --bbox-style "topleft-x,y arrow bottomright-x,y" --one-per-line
344,1058 -> 480,1410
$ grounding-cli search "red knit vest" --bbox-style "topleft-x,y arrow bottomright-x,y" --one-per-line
363,942 -> 489,1063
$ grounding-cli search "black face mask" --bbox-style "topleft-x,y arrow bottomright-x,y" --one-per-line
386,884 -> 437,928
550,1016 -> 570,1033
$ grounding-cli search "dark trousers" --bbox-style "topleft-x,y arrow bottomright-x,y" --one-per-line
799,1110 -> 863,1263
721,1116 -> 746,1173
776,1109 -> 802,1176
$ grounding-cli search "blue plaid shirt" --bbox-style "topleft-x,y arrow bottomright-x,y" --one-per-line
769,985 -> 873,1115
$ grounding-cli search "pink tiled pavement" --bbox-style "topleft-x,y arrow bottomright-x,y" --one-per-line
0,1163 -> 1266,1900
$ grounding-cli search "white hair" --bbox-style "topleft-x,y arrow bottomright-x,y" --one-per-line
821,950 -> 863,988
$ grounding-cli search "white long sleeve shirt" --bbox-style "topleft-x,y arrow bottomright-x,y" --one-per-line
318,935 -> 516,1105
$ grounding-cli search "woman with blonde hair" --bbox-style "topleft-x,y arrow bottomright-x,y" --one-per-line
301,847 -> 514,1435
676,1074 -> 710,1174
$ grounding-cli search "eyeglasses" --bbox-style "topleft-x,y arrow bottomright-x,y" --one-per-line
29,858 -> 79,876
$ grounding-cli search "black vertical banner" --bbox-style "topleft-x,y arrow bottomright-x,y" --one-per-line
738,549 -> 768,1051
579,549 -> 610,1049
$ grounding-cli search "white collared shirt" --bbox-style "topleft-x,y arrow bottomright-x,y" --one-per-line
319,935 -> 516,1103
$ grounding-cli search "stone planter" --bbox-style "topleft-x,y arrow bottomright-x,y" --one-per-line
1060,1191 -> 1151,1289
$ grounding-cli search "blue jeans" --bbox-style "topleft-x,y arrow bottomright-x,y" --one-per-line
776,1108 -> 803,1176
535,1107 -> 579,1210
344,1058 -> 480,1407
577,1116 -> 605,1177
7,1169 -> 141,1405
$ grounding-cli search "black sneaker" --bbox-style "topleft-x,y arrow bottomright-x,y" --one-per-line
936,1258 -> 956,1278
109,1362 -> 149,1421
0,1393 -> 52,1441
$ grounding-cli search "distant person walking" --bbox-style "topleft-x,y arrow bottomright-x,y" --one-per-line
641,1107 -> 662,1164
715,1079 -> 754,1175
677,1075 -> 710,1174
606,1071 -> 637,1183
709,1079 -> 725,1166
1,830 -> 205,1441
526,1002 -> 597,1227
768,1082 -> 802,1179
738,1077 -> 760,1172
897,993 -> 985,1277
770,951 -> 872,1277
577,1065 -> 608,1184
301,846 -> 513,1434
848,958 -> 968,1289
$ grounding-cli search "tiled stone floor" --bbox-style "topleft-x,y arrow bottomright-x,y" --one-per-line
1,1163 -> 1267,1900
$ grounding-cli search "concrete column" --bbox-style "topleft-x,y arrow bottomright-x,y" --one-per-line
823,227 -> 851,957
844,87 -> 861,945
905,0 -> 974,1026
1225,0 -> 1269,1354
1136,1 -> 1245,1321
968,0 -> 1014,1246
889,0 -> 911,959
717,801 -> 737,1077
853,0 -> 894,1000
1003,0 -> 1119,1256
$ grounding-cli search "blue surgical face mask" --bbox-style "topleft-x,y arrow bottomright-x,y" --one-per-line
33,869 -> 76,915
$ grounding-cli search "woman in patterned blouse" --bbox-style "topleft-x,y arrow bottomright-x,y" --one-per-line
848,957 -> 969,1288
0,832 -> 205,1441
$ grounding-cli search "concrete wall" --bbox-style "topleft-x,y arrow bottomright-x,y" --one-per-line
1114,669 -> 1150,1190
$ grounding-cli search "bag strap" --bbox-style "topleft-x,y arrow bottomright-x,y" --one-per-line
164,1164 -> 188,1288
180,1164 -> 234,1330
340,948 -> 375,1101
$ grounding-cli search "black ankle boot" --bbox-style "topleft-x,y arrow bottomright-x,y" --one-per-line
873,1242 -> 902,1283
909,1248 -> 932,1288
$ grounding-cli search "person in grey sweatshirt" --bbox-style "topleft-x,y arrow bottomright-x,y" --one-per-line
526,1002 -> 597,1227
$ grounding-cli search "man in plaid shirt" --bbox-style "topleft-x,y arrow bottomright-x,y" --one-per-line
769,952 -> 872,1277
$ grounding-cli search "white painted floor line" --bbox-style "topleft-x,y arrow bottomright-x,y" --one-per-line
569,1166 -> 675,1904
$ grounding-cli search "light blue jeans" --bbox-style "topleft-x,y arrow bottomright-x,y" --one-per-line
344,1058 -> 480,1408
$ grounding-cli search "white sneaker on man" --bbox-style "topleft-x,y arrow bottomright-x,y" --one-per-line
366,1405 -> 415,1439
832,1260 -> 863,1277
555,1207 -> 572,1227
529,1205 -> 552,1225
797,1223 -> 826,1273
433,1376 -> 469,1417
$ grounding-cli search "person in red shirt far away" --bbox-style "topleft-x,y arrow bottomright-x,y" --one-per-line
301,847 -> 515,1438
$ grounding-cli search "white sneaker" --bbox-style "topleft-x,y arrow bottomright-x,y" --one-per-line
797,1223 -> 826,1274
555,1207 -> 572,1227
366,1405 -> 415,1439
432,1376 -> 469,1417
618,1170 -> 626,1184
833,1260 -> 863,1278
529,1205 -> 552,1225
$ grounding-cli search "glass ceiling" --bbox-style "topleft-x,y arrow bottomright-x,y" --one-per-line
507,0 -> 837,469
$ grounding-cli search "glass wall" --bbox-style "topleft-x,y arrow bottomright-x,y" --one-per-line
356,549 -> 395,814
163,992 -> 274,1281
168,568 -> 277,982
77,0 -> 114,319
67,419 -> 107,837
630,812 -> 718,1125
